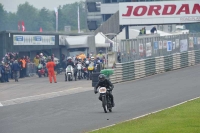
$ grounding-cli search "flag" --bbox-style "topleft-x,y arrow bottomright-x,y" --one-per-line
40,27 -> 43,32
18,21 -> 21,31
78,5 -> 80,33
21,21 -> 25,31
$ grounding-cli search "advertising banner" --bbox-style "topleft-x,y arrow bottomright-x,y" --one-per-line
139,43 -> 143,52
13,35 -> 55,45
193,37 -> 197,45
167,41 -> 172,51
189,37 -> 194,48
198,37 -> 200,44
154,41 -> 158,50
159,41 -> 163,49
163,40 -> 167,48
180,39 -> 188,52
119,1 -> 200,25
146,42 -> 152,57
176,39 -> 180,48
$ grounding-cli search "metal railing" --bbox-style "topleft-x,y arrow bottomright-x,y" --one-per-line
120,33 -> 200,63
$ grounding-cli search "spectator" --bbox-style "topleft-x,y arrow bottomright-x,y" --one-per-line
33,55 -> 40,67
4,62 -> 10,82
12,60 -> 21,82
139,29 -> 142,35
144,27 -> 146,34
51,54 -> 55,62
0,63 -> 4,83
19,57 -> 26,78
151,26 -> 157,34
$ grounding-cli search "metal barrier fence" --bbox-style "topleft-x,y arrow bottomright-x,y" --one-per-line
120,33 -> 200,63
26,63 -> 36,77
109,50 -> 200,84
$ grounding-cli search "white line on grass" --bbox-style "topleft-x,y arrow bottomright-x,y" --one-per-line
91,96 -> 200,132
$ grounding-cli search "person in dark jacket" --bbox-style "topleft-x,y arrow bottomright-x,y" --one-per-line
0,64 -> 4,83
4,62 -> 10,82
12,60 -> 21,82
94,74 -> 115,107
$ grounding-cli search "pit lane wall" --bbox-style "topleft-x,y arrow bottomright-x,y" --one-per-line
109,50 -> 199,83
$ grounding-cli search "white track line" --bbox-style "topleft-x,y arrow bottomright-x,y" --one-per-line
91,96 -> 200,132
0,87 -> 92,107
0,103 -> 3,107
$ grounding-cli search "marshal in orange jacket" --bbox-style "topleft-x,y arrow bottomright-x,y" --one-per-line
46,61 -> 57,83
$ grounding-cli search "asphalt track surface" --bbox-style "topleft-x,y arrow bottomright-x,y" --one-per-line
0,65 -> 200,133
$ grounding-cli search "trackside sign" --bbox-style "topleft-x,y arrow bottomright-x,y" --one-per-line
119,1 -> 200,25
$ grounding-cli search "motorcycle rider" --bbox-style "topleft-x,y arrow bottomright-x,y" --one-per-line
94,74 -> 115,107
66,57 -> 75,68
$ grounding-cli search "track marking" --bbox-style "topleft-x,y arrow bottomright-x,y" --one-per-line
0,103 -> 3,107
0,87 -> 92,107
91,96 -> 200,132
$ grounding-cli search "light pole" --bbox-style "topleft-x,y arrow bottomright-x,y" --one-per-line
54,7 -> 58,32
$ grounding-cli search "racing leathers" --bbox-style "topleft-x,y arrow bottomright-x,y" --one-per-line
94,79 -> 115,107
66,60 -> 75,68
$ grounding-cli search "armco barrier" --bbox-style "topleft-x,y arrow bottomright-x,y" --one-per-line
110,50 -> 200,84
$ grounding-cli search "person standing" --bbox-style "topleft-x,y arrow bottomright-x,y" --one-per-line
46,58 -> 57,83
151,26 -> 157,34
12,60 -> 21,82
4,62 -> 10,82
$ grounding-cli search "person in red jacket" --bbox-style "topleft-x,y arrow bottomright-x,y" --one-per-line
46,58 -> 57,83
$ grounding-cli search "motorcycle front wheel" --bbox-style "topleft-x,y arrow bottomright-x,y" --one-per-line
102,96 -> 107,113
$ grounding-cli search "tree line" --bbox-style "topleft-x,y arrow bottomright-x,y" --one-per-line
0,1 -> 87,32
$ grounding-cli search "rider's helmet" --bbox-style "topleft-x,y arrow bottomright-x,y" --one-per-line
98,74 -> 106,82
67,56 -> 72,60
78,57 -> 82,61
90,56 -> 95,61
99,50 -> 103,54
40,53 -> 43,57
85,60 -> 90,65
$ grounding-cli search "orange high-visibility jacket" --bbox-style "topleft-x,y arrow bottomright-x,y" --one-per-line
46,61 -> 56,71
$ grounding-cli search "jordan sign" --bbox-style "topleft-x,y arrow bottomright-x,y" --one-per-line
119,1 -> 200,25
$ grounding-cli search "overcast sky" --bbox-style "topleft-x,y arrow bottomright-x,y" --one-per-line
0,0 -> 83,12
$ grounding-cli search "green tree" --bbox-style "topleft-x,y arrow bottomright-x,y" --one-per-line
16,2 -> 39,31
37,7 -> 54,31
0,3 -> 6,30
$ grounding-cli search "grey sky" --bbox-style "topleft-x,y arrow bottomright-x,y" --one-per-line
0,0 -> 83,12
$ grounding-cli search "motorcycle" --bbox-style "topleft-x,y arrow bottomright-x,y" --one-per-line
37,64 -> 48,78
98,87 -> 112,113
87,62 -> 95,80
77,62 -> 83,80
65,65 -> 74,81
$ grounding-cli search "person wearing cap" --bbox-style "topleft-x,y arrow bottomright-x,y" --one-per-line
46,58 -> 57,83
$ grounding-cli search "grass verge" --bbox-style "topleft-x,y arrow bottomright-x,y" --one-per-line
89,98 -> 200,133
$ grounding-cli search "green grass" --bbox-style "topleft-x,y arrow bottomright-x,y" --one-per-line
89,98 -> 200,133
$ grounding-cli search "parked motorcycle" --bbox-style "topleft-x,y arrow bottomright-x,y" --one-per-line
37,64 -> 48,78
87,62 -> 95,80
98,87 -> 112,113
38,67 -> 48,78
65,65 -> 74,81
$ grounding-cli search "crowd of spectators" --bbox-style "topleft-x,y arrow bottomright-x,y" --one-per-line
0,53 -> 31,83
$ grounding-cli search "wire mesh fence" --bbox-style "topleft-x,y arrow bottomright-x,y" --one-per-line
120,33 -> 200,63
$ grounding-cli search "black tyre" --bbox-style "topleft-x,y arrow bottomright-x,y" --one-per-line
65,75 -> 67,81
102,96 -> 107,113
68,75 -> 70,81
109,109 -> 112,112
